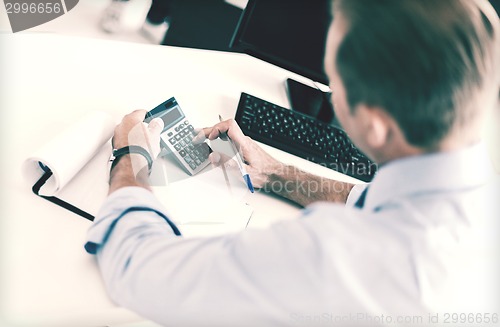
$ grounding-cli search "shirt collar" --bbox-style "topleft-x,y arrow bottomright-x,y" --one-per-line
363,142 -> 495,211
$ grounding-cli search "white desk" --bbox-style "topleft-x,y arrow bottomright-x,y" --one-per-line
0,33 -> 359,327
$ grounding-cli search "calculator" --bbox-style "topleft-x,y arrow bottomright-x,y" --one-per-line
144,97 -> 211,175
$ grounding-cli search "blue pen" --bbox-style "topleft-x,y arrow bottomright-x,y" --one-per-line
219,115 -> 254,193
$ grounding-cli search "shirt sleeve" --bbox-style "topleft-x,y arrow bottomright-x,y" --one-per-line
84,187 -> 181,254
85,186 -> 415,326
84,187 -> 365,326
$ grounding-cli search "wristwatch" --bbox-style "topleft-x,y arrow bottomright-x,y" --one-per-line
109,146 -> 153,172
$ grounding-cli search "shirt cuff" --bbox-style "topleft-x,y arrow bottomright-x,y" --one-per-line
345,183 -> 369,208
84,187 -> 181,255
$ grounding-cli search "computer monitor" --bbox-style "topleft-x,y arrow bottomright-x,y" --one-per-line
230,0 -> 331,84
230,0 -> 333,122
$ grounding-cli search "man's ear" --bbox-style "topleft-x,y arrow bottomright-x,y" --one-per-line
356,105 -> 392,149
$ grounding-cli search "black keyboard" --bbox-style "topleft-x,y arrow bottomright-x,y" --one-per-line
235,93 -> 377,182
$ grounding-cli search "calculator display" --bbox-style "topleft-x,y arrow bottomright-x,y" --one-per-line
157,105 -> 183,130
145,98 -> 185,132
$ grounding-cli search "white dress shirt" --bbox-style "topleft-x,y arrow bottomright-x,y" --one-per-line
85,143 -> 499,326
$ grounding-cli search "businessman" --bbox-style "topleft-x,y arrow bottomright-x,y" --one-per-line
85,0 -> 500,326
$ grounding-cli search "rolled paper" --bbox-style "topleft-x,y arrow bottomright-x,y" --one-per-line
23,111 -> 115,196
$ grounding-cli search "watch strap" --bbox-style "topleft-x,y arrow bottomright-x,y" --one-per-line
110,146 -> 153,172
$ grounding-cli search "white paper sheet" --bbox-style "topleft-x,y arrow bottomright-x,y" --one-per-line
151,143 -> 254,237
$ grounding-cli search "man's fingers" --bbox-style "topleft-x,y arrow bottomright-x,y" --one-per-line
201,126 -> 218,139
148,118 -> 164,136
208,126 -> 227,140
126,109 -> 148,122
192,129 -> 208,144
200,119 -> 246,144
208,152 -> 221,165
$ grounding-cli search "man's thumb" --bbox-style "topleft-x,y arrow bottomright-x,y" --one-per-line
148,118 -> 164,136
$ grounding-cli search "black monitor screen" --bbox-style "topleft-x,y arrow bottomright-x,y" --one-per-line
231,0 -> 332,85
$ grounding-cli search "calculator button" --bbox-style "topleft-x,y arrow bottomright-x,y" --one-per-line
184,156 -> 192,163
179,130 -> 186,138
179,150 -> 187,157
189,162 -> 197,170
189,153 -> 197,160
184,136 -> 192,145
174,144 -> 181,151
188,125 -> 194,131
180,140 -> 186,147
195,159 -> 201,166
175,134 -> 181,141
184,120 -> 189,125
167,132 -> 173,137
169,138 -> 176,145
175,126 -> 181,132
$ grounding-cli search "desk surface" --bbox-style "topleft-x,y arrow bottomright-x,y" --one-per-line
0,33 -> 359,326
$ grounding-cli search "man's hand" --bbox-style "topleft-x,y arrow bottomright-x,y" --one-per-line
198,118 -> 282,189
112,110 -> 164,158
198,119 -> 354,206
109,110 -> 164,194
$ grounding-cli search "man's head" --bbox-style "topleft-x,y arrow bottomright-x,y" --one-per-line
325,0 -> 500,163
